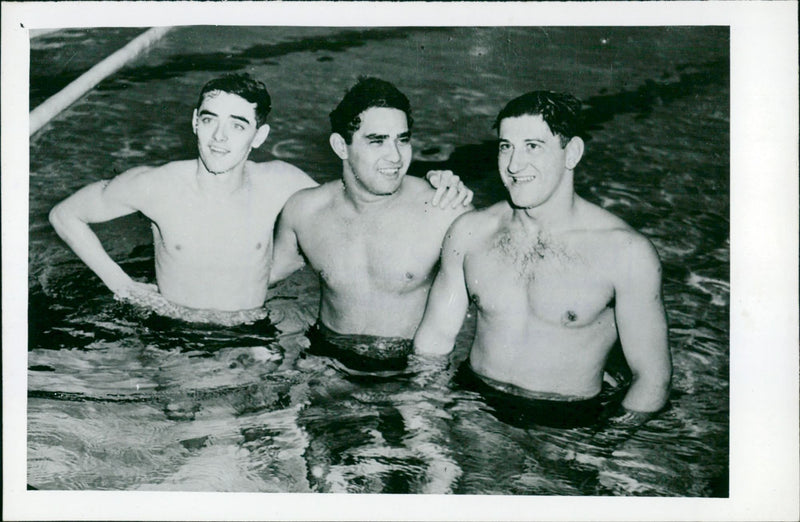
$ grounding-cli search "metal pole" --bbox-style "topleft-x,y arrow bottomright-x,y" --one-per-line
30,26 -> 173,136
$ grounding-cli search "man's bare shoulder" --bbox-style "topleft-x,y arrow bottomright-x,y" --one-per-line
248,160 -> 316,190
574,198 -> 661,270
400,176 -> 473,218
447,201 -> 509,245
282,179 -> 340,216
574,197 -> 633,231
110,160 -> 194,189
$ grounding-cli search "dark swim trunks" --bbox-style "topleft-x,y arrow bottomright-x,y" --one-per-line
306,322 -> 413,373
455,362 -> 606,429
140,311 -> 277,353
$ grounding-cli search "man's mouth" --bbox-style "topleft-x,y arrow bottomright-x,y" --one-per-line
209,145 -> 229,155
509,174 -> 536,184
378,167 -> 402,176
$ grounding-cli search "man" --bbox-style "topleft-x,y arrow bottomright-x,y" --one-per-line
49,73 -> 469,323
414,91 -> 671,427
270,77 -> 470,492
271,77 -> 473,370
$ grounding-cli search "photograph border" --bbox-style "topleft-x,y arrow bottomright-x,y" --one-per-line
4,2 -> 798,521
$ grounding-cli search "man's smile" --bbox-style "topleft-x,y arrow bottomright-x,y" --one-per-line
509,174 -> 536,183
378,167 -> 402,176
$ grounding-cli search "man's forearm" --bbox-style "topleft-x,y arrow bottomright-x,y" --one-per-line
620,373 -> 670,413
49,207 -> 135,294
414,316 -> 461,356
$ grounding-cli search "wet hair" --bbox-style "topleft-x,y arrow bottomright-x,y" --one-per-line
196,73 -> 272,127
329,77 -> 413,143
493,91 -> 583,147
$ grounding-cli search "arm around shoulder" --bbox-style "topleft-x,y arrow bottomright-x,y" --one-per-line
258,160 -> 318,196
414,213 -> 474,356
614,232 -> 672,413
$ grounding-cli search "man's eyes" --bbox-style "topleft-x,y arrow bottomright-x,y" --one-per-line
498,142 -> 540,151
367,137 -> 410,145
199,117 -> 247,130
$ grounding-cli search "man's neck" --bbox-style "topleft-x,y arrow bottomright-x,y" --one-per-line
512,180 -> 577,232
340,175 -> 403,213
195,159 -> 249,195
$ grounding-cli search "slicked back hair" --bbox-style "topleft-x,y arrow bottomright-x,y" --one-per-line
330,77 -> 413,144
196,73 -> 272,127
493,91 -> 583,148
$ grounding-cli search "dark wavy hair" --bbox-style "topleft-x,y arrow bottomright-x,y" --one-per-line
493,91 -> 583,147
329,77 -> 413,143
196,73 -> 272,127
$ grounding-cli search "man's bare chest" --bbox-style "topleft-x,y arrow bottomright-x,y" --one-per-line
151,200 -> 276,262
298,215 -> 442,292
465,233 -> 614,327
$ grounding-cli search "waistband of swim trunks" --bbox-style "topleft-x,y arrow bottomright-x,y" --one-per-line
463,361 -> 601,403
311,322 -> 413,360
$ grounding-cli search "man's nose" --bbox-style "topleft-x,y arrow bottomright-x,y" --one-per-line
384,141 -> 402,162
508,149 -> 526,173
212,122 -> 227,141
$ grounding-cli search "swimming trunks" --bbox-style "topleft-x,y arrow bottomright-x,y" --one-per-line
306,322 -> 413,373
454,362 -> 605,429
140,310 -> 277,353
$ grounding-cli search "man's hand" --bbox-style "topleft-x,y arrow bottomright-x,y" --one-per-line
113,279 -> 163,302
426,170 -> 474,209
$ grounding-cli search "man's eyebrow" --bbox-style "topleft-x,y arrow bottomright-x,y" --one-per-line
198,110 -> 253,125
230,114 -> 253,125
364,133 -> 389,140
398,131 -> 412,139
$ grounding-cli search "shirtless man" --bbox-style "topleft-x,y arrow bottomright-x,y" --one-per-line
271,77 -> 472,367
414,91 -> 671,425
49,73 -> 469,322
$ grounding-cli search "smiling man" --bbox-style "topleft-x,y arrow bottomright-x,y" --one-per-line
271,77 -> 473,369
49,74 -> 469,323
414,91 -> 672,427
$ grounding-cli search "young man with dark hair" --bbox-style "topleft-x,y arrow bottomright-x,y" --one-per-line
271,77 -> 473,368
414,90 -> 672,427
50,74 -> 469,323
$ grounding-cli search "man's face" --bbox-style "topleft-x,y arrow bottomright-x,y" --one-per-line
498,114 -> 574,209
343,107 -> 412,196
193,90 -> 268,175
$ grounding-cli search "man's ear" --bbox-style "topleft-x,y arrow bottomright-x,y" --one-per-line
329,133 -> 348,160
565,136 -> 584,170
192,109 -> 198,136
251,124 -> 270,149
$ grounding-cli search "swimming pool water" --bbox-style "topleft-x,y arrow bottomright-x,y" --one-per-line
28,26 -> 729,495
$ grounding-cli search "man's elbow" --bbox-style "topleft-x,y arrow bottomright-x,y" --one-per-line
629,367 -> 672,410
48,202 -> 69,234
413,328 -> 454,357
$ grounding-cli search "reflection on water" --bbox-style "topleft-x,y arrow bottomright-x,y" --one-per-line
28,26 -> 729,495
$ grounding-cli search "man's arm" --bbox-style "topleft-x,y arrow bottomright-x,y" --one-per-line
414,217 -> 472,355
614,233 -> 672,413
269,194 -> 307,286
49,167 -> 155,298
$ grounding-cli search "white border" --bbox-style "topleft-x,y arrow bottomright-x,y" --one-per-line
3,2 -> 799,521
